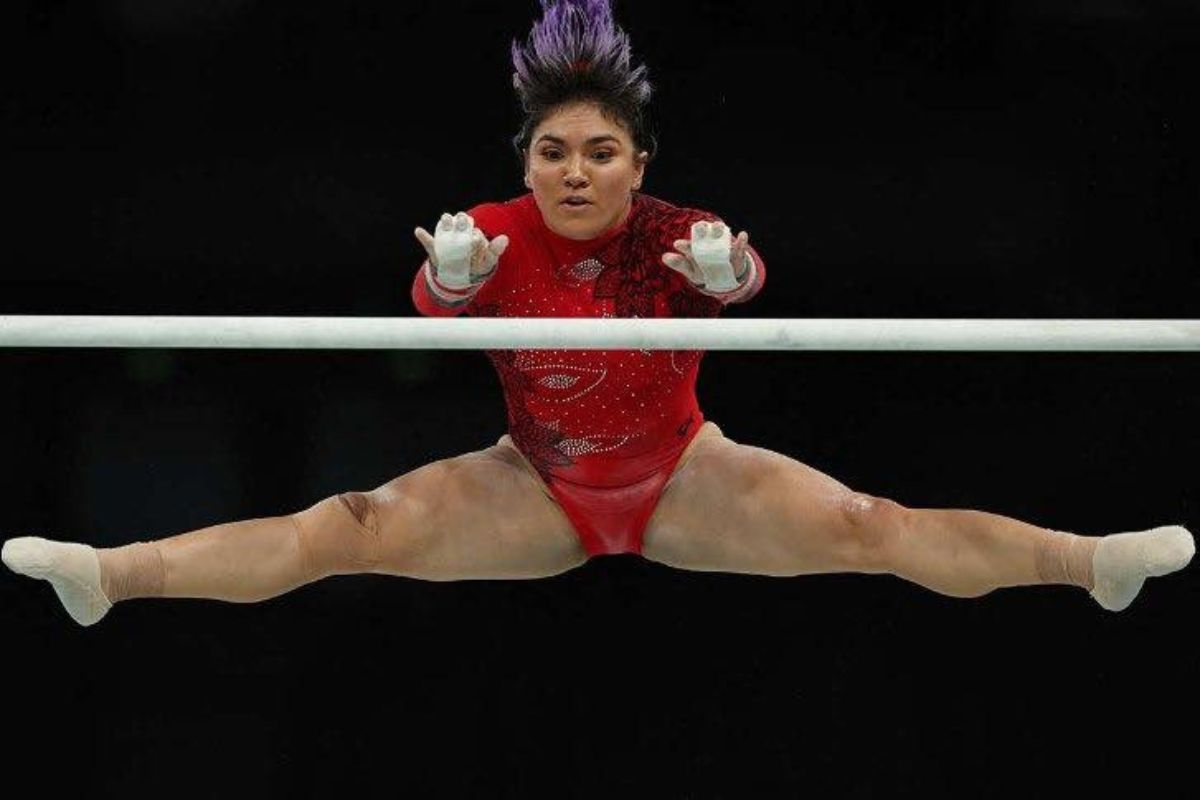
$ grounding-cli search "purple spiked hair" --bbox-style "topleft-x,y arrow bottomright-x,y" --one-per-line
510,1 -> 657,161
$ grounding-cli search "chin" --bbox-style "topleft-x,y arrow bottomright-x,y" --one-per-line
551,216 -> 605,241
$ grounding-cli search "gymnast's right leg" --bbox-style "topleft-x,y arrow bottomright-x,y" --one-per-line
1,437 -> 586,626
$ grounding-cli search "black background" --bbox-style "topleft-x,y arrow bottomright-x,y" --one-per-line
2,1 -> 1197,797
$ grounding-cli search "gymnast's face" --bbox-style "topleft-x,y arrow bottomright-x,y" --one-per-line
524,102 -> 648,241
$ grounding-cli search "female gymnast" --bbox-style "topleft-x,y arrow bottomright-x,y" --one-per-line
2,0 -> 1193,625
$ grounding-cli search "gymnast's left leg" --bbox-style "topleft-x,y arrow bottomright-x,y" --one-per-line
642,427 -> 1194,611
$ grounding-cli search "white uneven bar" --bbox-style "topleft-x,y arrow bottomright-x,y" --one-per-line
0,316 -> 1198,351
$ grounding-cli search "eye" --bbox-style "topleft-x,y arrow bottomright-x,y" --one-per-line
540,149 -> 563,161
592,150 -> 614,161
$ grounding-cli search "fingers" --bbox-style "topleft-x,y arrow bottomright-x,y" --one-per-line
432,211 -> 468,239
665,224 -> 748,287
414,227 -> 436,260
690,220 -> 732,268
473,227 -> 507,271
731,230 -> 750,269
487,233 -> 510,258
437,215 -> 505,275
467,228 -> 510,268
691,220 -> 728,241
468,228 -> 486,268
438,212 -> 473,234
668,240 -> 702,281
661,251 -> 702,283
420,210 -> 509,279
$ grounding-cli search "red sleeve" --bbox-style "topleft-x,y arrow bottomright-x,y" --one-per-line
410,202 -> 512,317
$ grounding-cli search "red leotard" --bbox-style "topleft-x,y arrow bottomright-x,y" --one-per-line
412,192 -> 765,555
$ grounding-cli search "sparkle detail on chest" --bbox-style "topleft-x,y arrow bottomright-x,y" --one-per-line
555,257 -> 606,286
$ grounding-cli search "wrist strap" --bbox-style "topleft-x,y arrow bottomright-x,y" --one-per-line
698,252 -> 756,302
424,262 -> 481,307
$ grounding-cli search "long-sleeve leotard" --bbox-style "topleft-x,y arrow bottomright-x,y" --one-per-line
412,192 -> 765,487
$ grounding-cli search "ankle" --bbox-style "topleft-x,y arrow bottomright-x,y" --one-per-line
1035,530 -> 1096,590
99,541 -> 165,603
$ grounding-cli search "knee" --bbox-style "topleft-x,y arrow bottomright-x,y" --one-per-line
839,492 -> 909,573
291,491 -> 384,576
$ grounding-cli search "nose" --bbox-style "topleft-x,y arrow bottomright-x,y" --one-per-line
563,157 -> 589,188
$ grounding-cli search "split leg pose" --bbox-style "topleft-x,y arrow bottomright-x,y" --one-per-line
4,424 -> 1192,626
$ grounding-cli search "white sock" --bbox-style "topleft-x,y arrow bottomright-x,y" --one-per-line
2,536 -> 112,626
1090,525 -> 1195,612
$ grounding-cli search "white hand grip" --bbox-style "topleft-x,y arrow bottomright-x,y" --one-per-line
433,213 -> 475,289
690,221 -> 738,292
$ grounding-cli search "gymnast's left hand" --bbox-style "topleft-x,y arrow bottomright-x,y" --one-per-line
661,221 -> 751,292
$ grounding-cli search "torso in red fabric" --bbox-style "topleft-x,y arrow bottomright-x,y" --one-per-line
412,192 -> 765,488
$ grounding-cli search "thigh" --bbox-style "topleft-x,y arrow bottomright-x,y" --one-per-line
366,437 -> 587,581
642,432 -> 887,577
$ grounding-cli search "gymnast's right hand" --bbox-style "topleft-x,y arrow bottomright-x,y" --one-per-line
414,212 -> 509,290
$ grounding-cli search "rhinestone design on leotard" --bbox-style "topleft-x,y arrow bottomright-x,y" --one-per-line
556,257 -> 606,285
520,361 -> 606,403
557,434 -> 632,456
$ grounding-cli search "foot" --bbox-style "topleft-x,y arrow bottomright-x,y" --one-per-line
1090,525 -> 1194,612
2,536 -> 112,626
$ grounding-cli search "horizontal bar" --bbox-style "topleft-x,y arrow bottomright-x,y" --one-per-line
1,316 -> 1198,351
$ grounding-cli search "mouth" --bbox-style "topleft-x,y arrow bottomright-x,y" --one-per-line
560,197 -> 591,207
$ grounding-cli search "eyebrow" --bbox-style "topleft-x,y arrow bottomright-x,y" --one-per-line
534,134 -> 622,147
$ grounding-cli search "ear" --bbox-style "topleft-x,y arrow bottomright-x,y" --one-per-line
632,151 -> 648,190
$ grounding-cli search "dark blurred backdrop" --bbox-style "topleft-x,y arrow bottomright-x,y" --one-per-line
2,1 -> 1197,797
